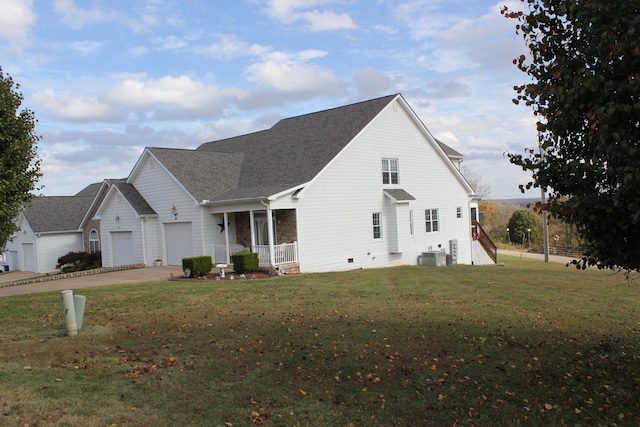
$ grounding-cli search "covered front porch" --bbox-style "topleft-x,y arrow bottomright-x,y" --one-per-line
210,207 -> 299,272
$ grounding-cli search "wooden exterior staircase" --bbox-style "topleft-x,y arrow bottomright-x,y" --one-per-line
472,220 -> 497,263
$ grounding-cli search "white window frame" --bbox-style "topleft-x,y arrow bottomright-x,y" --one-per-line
456,207 -> 463,219
409,209 -> 414,235
89,229 -> 100,253
372,212 -> 382,239
425,209 -> 439,233
382,158 -> 399,185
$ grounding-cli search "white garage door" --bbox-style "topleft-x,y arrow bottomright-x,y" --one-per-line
165,222 -> 193,266
22,243 -> 36,272
7,251 -> 18,271
111,231 -> 133,266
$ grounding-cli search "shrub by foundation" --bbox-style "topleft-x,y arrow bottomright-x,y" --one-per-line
182,256 -> 213,278
231,252 -> 259,274
57,251 -> 102,273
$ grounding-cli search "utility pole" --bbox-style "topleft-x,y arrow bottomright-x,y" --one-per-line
539,132 -> 549,262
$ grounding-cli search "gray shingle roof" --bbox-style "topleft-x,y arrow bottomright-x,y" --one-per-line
435,139 -> 464,159
384,189 -> 416,202
75,182 -> 102,197
22,196 -> 94,233
147,148 -> 244,202
193,94 -> 398,201
144,94 -> 464,204
112,182 -> 157,215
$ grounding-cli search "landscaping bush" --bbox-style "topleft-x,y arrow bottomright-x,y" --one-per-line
182,256 -> 212,278
57,251 -> 102,273
231,252 -> 259,274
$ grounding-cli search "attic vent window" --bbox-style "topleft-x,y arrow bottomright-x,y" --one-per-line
382,159 -> 399,184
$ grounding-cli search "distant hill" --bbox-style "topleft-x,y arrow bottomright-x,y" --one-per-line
486,198 -> 541,207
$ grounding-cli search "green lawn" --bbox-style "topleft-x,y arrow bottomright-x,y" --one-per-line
1,256 -> 639,426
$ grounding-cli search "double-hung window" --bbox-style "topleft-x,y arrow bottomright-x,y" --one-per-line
372,212 -> 382,239
425,209 -> 439,233
382,159 -> 399,184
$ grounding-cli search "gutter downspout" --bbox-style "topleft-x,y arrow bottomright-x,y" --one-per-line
260,199 -> 277,271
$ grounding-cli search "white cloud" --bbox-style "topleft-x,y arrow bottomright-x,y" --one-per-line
53,0 -> 119,29
244,50 -> 345,96
128,46 -> 150,57
0,0 -> 36,42
195,34 -> 271,60
153,35 -> 188,51
126,12 -> 159,33
300,10 -> 356,31
31,89 -> 119,122
263,0 -> 356,31
401,0 -> 524,75
352,67 -> 395,99
100,75 -> 228,119
70,41 -> 104,55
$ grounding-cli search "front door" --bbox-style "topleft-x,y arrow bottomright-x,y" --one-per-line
254,212 -> 275,245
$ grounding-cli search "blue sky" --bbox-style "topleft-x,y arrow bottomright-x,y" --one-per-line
1,0 -> 536,199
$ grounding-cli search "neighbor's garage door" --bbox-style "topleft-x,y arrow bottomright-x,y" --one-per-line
22,243 -> 36,272
111,231 -> 133,266
165,222 -> 193,266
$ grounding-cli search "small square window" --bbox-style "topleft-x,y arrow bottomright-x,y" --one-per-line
456,207 -> 463,219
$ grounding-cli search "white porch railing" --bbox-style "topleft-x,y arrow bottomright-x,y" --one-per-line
254,242 -> 298,265
212,241 -> 298,266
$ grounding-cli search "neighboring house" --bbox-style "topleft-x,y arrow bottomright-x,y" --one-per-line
5,196 -> 94,272
5,179 -> 124,272
95,94 -> 496,273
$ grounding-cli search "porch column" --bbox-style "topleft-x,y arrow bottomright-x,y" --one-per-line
249,210 -> 256,249
223,212 -> 230,263
264,203 -> 276,268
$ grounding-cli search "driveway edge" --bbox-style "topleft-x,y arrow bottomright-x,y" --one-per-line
0,263 -> 147,289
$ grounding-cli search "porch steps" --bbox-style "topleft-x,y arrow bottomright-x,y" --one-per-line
278,263 -> 300,275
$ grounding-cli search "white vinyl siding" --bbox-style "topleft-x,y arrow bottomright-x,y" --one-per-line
131,155 -> 203,261
6,217 -> 83,273
38,233 -> 83,272
294,99 -> 474,272
98,190 -> 145,267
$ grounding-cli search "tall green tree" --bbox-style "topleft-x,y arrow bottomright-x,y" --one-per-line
508,209 -> 539,247
0,67 -> 42,248
503,1 -> 640,271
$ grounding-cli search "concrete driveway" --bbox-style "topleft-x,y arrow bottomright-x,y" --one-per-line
498,249 -> 578,265
0,265 -> 183,297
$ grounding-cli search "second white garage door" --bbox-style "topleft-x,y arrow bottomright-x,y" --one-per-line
165,222 -> 193,265
111,231 -> 133,266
